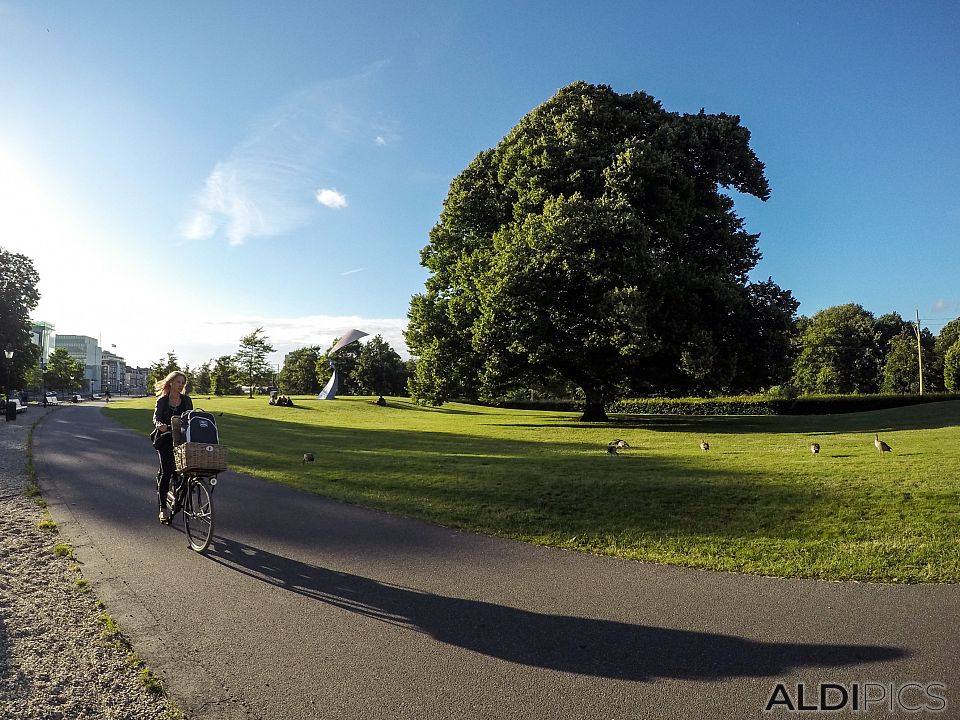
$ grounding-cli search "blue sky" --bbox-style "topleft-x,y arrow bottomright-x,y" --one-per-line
1,1 -> 958,369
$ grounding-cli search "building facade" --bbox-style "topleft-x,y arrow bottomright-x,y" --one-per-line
31,321 -> 56,366
125,366 -> 150,396
101,350 -> 126,394
54,335 -> 102,394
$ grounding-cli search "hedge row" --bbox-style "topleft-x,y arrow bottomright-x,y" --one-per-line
610,393 -> 960,416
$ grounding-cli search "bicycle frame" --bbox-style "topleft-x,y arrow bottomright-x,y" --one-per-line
167,470 -> 218,552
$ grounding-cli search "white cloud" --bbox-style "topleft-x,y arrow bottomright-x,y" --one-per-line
375,135 -> 387,146
340,267 -> 365,276
316,187 -> 348,209
181,74 -> 380,245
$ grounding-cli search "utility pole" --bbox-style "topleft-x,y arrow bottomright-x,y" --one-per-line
914,309 -> 924,396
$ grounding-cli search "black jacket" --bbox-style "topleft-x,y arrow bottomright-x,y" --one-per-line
152,394 -> 194,429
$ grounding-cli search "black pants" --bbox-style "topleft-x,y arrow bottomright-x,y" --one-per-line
156,440 -> 177,511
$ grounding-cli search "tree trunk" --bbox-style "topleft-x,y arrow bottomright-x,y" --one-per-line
579,389 -> 608,422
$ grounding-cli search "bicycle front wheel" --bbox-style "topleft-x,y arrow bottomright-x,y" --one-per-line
184,478 -> 214,552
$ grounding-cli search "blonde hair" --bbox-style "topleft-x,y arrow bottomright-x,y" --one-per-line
154,371 -> 188,396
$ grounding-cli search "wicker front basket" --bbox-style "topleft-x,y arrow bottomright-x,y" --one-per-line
174,442 -> 229,473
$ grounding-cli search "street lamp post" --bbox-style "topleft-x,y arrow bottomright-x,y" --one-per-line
3,349 -> 12,397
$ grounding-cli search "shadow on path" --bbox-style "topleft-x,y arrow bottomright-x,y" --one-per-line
206,537 -> 905,682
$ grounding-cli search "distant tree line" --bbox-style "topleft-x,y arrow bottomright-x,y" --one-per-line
148,330 -> 412,398
789,304 -> 960,396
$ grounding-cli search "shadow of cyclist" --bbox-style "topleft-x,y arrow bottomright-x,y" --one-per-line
205,536 -> 905,682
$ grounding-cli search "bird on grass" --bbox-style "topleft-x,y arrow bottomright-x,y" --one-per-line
810,442 -> 820,455
699,440 -> 710,452
606,439 -> 631,455
874,434 -> 892,456
302,453 -> 315,463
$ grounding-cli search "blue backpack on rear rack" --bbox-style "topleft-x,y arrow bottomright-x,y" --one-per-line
180,409 -> 219,444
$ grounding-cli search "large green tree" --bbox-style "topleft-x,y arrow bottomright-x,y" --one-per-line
235,327 -> 275,398
281,346 -> 323,394
405,81 -> 792,420
792,304 -> 882,394
881,329 -> 935,394
191,361 -> 212,395
45,348 -> 84,393
0,248 -> 41,394
944,338 -> 960,392
210,355 -> 239,396
354,335 -> 408,396
932,317 -> 960,391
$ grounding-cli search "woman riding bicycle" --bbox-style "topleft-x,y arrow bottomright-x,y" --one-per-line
152,371 -> 193,523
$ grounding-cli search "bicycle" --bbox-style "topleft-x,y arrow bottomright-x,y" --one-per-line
164,415 -> 224,553
164,468 -> 218,552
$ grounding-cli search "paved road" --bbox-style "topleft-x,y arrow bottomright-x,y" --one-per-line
34,404 -> 958,719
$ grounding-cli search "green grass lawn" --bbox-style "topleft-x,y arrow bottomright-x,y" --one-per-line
106,396 -> 960,583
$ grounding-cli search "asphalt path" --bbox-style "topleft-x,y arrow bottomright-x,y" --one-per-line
33,404 -> 958,719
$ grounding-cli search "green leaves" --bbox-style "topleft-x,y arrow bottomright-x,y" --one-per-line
406,81 -> 789,415
235,327 -> 274,397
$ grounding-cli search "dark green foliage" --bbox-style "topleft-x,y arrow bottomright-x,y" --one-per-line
0,247 -> 41,393
235,327 -> 274,398
944,339 -> 960,392
881,329 -> 935,394
792,304 -> 883,394
281,346 -> 323,395
45,348 -> 84,392
354,335 -> 409,396
210,355 -> 239,396
191,361 -> 212,395
406,82 -> 794,421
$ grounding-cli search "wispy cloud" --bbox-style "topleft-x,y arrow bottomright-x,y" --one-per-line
340,267 -> 365,276
375,135 -> 387,146
933,298 -> 957,314
316,187 -> 348,208
181,69 -> 384,246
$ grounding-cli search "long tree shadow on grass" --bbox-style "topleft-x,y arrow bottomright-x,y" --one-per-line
220,416 -> 827,542
206,537 -> 905,682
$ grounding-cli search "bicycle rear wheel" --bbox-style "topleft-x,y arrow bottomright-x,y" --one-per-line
184,478 -> 214,552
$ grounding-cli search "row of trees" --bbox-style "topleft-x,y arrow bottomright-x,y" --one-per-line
791,304 -> 960,395
149,329 -> 411,398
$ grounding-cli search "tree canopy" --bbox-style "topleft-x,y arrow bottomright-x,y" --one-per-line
354,335 -> 408,396
281,346 -> 323,395
211,355 -> 239,396
792,304 -> 883,394
45,348 -> 84,393
235,327 -> 275,397
0,247 -> 41,393
405,81 -> 794,419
